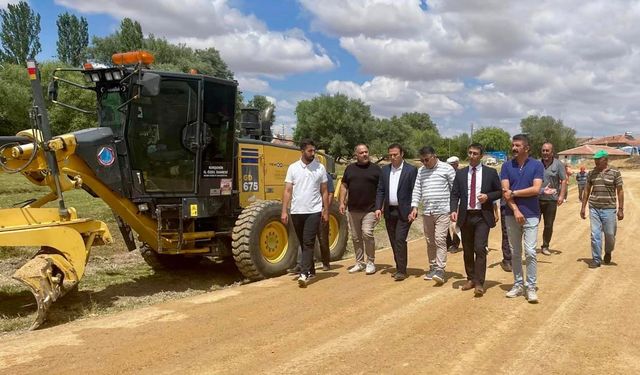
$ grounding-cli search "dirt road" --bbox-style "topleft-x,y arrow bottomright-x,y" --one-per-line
2,170 -> 639,374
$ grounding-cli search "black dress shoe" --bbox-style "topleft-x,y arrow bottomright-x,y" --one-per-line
394,273 -> 407,281
588,261 -> 601,269
604,252 -> 611,264
474,285 -> 485,296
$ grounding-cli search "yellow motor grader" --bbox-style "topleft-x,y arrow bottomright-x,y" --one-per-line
0,52 -> 348,329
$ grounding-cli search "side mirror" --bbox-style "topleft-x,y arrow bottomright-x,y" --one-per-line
48,80 -> 58,101
139,72 -> 160,96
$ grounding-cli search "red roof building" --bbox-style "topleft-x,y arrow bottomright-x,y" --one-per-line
584,133 -> 640,147
558,145 -> 630,164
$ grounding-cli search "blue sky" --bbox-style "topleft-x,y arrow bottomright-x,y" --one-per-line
5,0 -> 640,138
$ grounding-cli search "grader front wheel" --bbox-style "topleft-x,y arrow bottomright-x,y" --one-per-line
231,201 -> 298,280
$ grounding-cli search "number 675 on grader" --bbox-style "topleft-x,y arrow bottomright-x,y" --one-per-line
0,51 -> 348,329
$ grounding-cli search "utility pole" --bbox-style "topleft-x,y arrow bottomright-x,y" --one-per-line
470,122 -> 475,142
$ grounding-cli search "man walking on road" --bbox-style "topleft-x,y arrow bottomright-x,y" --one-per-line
375,143 -> 418,281
288,171 -> 335,275
580,150 -> 624,268
538,142 -> 567,256
340,144 -> 381,275
410,146 -> 456,285
501,134 -> 544,303
576,166 -> 588,202
282,139 -> 329,288
450,143 -> 502,296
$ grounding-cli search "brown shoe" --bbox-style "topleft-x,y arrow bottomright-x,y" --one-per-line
461,280 -> 475,290
474,285 -> 485,296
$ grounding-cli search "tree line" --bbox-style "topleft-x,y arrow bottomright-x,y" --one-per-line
0,1 -> 576,160
294,94 -> 576,161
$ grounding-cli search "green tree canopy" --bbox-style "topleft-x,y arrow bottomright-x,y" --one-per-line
56,12 -> 89,66
294,94 -> 373,161
0,62 -> 96,136
520,115 -> 577,157
0,1 -> 41,64
118,18 -> 143,51
471,126 -> 511,153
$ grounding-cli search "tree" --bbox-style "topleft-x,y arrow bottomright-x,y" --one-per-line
520,115 -> 577,157
294,94 -> 373,161
0,61 -> 96,136
0,1 -> 41,64
118,18 -> 143,51
393,112 -> 438,132
56,12 -> 89,66
247,95 -> 275,123
471,126 -> 511,152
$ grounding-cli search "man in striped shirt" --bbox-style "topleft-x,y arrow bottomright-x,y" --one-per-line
580,150 -> 624,268
409,146 -> 456,285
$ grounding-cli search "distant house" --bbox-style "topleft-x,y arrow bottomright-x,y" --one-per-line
584,132 -> 640,148
558,145 -> 630,165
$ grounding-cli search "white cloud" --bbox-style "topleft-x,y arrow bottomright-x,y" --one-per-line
56,0 -> 334,76
326,76 -> 464,118
301,0 -> 640,135
0,0 -> 20,8
236,75 -> 270,93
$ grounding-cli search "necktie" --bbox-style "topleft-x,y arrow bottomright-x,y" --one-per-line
470,167 -> 477,209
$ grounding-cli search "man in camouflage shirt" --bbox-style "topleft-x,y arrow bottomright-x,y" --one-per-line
580,150 -> 624,268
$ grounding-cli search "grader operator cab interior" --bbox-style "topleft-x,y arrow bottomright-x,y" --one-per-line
0,51 -> 348,329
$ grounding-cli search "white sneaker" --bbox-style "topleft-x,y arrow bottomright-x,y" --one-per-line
297,274 -> 308,288
526,287 -> 539,303
365,261 -> 376,275
505,284 -> 524,298
348,263 -> 365,273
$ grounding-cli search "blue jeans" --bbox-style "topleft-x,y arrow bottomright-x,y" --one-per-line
589,207 -> 617,264
505,215 -> 539,289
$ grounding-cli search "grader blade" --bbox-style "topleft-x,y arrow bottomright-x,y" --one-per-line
0,207 -> 112,330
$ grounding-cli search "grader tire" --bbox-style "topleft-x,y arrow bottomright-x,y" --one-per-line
314,201 -> 349,262
140,244 -> 202,270
327,201 -> 349,261
232,201 -> 298,281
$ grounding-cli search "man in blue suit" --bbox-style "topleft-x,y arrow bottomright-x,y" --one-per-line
375,143 -> 419,281
450,143 -> 502,296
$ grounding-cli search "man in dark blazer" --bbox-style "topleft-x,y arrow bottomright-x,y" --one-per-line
450,143 -> 502,295
375,143 -> 418,281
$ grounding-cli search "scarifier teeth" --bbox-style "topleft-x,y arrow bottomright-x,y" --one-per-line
12,256 -> 66,330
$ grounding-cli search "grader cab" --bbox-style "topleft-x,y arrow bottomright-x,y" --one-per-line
0,52 -> 348,329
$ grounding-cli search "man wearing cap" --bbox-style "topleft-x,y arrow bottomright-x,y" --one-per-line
576,166 -> 588,202
580,150 -> 624,268
446,156 -> 462,252
537,142 -> 567,256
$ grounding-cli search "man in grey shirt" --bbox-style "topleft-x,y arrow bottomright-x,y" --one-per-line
538,142 -> 566,255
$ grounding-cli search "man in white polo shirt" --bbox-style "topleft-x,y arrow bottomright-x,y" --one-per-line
281,139 -> 329,288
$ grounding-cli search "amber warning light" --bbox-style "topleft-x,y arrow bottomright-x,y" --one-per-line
111,50 -> 155,66
27,60 -> 37,80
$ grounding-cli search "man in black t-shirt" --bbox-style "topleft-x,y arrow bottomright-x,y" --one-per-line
339,144 -> 381,275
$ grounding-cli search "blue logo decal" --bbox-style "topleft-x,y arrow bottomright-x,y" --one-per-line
97,146 -> 116,166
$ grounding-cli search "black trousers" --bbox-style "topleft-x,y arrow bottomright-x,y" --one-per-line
318,219 -> 330,266
539,200 -> 558,249
291,213 -> 321,277
461,212 -> 490,285
385,206 -> 411,274
446,229 -> 460,248
500,208 -> 511,263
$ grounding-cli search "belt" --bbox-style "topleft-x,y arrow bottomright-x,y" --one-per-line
467,210 -> 483,215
